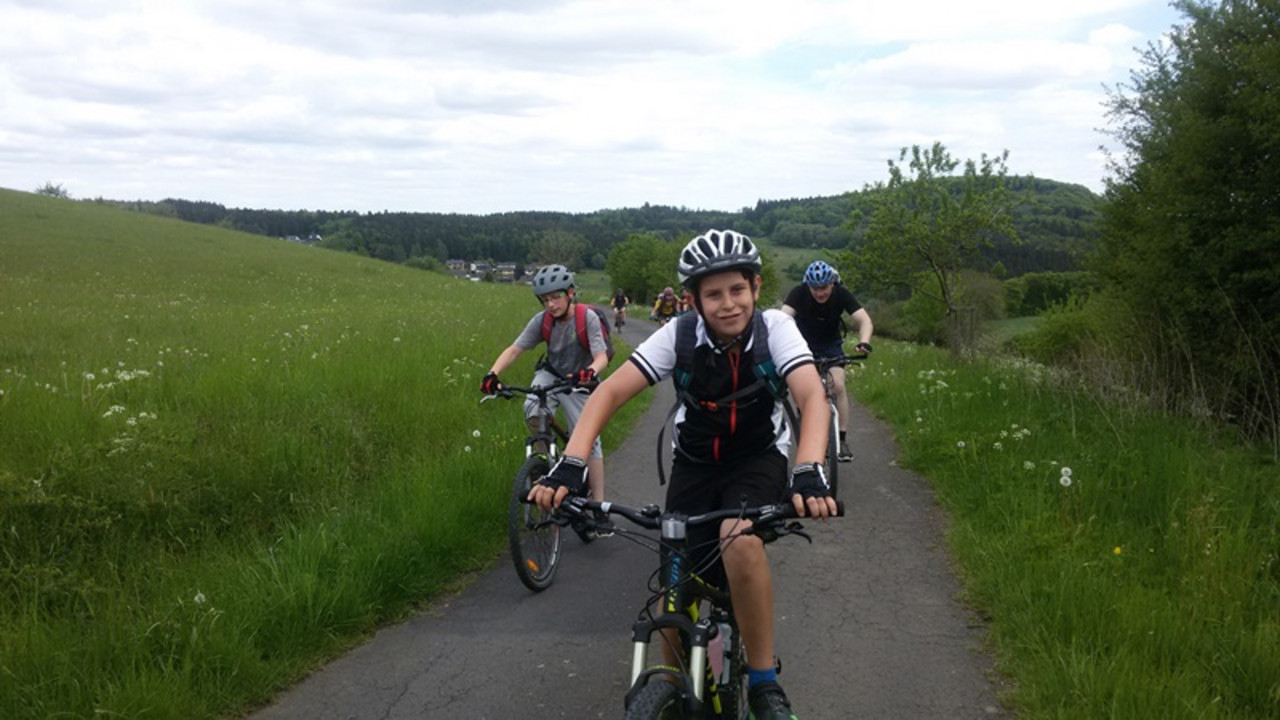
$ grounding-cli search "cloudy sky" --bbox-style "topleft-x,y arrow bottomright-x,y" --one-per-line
1,0 -> 1181,214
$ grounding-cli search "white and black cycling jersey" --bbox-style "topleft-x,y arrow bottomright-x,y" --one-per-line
630,309 -> 813,464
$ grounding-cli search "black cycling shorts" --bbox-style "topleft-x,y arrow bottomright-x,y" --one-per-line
664,450 -> 788,588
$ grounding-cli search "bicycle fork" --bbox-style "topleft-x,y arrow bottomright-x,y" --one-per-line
625,516 -> 728,715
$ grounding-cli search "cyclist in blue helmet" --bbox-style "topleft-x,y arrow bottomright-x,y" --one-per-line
782,261 -> 874,462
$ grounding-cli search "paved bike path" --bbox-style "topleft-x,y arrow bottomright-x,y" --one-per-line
245,318 -> 1005,719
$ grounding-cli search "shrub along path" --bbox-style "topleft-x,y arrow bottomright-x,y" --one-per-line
244,318 -> 1004,719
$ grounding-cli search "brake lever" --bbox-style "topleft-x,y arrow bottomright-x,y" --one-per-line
778,521 -> 813,543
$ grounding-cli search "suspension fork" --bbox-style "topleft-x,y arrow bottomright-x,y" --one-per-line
627,515 -> 714,703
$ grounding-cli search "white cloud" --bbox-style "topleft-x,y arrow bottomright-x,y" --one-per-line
0,0 -> 1181,212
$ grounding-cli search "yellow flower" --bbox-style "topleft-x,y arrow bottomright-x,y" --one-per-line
1113,546 -> 1122,556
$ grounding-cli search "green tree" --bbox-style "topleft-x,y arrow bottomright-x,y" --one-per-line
841,142 -> 1018,353
605,233 -> 681,303
1099,0 -> 1280,441
34,182 -> 70,199
527,228 -> 589,268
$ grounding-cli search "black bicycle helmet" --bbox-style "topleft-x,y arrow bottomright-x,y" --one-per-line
530,264 -> 575,298
677,229 -> 761,289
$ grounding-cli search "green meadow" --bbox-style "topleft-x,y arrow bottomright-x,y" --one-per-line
0,189 -> 641,719
850,342 -> 1279,719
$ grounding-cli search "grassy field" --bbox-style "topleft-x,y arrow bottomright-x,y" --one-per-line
0,189 -> 644,719
849,341 -> 1279,719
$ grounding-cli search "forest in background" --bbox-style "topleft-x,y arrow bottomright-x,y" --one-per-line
86,175 -> 1098,280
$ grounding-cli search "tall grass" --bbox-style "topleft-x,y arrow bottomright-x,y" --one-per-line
850,341 -> 1279,719
0,189 -> 642,718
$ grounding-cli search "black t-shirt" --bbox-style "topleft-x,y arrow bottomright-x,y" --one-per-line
783,284 -> 862,347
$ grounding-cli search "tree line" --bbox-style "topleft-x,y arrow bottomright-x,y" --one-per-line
89,179 -> 1098,281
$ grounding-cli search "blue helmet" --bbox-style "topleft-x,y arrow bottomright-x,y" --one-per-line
804,260 -> 837,287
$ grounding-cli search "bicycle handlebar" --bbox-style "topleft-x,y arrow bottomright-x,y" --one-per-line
814,353 -> 868,370
557,495 -> 844,535
481,377 -> 597,403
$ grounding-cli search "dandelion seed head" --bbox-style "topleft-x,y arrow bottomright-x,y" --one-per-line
472,429 -> 481,438
956,441 -> 966,448
1061,467 -> 1073,478
464,445 -> 472,452
1059,475 -> 1072,487
194,591 -> 206,605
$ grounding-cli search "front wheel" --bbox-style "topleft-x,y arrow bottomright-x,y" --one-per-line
624,680 -> 684,720
824,403 -> 840,501
508,455 -> 562,592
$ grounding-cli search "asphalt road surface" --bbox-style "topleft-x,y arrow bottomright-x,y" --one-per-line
245,315 -> 1005,720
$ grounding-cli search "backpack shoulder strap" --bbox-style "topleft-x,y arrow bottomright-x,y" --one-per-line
671,312 -> 699,390
656,313 -> 700,485
572,303 -> 590,351
749,311 -> 785,398
539,309 -> 553,344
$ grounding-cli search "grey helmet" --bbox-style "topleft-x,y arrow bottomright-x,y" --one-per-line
530,264 -> 575,298
677,229 -> 761,288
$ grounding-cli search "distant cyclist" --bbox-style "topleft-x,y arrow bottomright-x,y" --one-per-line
650,286 -> 680,326
611,288 -> 629,329
781,260 -> 874,462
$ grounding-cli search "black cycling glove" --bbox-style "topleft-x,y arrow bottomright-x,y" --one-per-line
789,462 -> 830,500
480,372 -> 502,395
539,455 -> 589,496
854,341 -> 873,354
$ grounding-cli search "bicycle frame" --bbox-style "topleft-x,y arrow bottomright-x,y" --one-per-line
484,381 -> 573,458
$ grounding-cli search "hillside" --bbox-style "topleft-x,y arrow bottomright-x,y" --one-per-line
0,186 -> 640,719
75,176 -> 1101,278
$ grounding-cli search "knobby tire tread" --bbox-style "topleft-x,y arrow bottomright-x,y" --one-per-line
623,680 -> 684,720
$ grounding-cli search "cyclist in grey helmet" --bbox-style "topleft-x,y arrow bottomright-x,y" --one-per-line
533,230 -> 836,720
481,264 -> 609,536
782,260 -> 874,462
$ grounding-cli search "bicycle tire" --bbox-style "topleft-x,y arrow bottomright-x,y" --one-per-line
623,680 -> 684,720
824,402 -> 840,501
508,455 -> 562,592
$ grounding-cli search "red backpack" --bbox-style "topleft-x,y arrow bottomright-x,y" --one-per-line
540,303 -> 616,361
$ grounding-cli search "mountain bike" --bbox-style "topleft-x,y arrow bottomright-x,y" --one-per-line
556,495 -> 840,719
482,378 -> 584,592
811,352 -> 865,501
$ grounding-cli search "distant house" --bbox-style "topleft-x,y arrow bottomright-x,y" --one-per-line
494,262 -> 517,282
446,259 -> 468,277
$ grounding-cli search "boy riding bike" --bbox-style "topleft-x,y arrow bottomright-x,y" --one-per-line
781,260 -> 874,462
612,288 -> 630,329
651,286 -> 680,326
533,230 -> 837,720
481,264 -> 609,519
